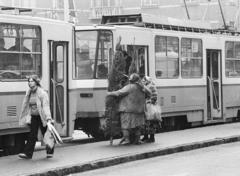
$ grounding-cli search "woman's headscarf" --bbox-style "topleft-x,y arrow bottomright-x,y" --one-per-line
129,73 -> 140,83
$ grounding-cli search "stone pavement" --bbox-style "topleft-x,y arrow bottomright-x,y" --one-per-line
2,122 -> 240,176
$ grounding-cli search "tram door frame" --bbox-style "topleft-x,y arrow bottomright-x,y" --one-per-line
49,40 -> 68,136
206,49 -> 223,120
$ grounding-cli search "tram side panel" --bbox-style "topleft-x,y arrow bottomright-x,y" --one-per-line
0,91 -> 26,131
222,84 -> 240,121
68,81 -> 107,138
158,85 -> 206,129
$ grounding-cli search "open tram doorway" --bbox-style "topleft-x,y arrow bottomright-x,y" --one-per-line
124,45 -> 149,78
206,49 -> 223,120
49,41 -> 68,136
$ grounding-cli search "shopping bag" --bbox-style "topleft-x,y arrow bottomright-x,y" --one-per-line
145,103 -> 162,121
47,123 -> 63,144
43,128 -> 55,149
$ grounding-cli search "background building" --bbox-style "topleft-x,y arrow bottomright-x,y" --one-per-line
0,0 -> 239,30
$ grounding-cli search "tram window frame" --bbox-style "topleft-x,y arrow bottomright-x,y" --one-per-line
225,41 -> 240,77
155,35 -> 179,79
74,30 -> 113,80
0,23 -> 42,80
181,38 -> 203,78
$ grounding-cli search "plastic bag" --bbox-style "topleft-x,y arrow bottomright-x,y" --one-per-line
47,122 -> 63,144
43,128 -> 55,149
145,103 -> 162,121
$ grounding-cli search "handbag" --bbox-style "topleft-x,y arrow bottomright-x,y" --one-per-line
145,103 -> 162,121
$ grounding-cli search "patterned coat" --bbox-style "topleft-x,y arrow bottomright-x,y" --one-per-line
19,87 -> 52,127
108,83 -> 151,113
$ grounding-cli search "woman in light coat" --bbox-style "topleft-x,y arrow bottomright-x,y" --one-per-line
18,75 -> 53,159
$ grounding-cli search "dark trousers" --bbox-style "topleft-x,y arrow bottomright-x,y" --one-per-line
24,115 -> 54,158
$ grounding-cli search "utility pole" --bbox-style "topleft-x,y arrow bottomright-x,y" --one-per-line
63,0 -> 70,22
183,0 -> 190,20
217,0 -> 227,29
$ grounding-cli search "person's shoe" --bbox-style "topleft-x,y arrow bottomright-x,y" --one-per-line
46,154 -> 53,158
134,140 -> 144,145
141,135 -> 149,142
118,137 -> 125,145
148,135 -> 155,143
120,139 -> 130,145
18,153 -> 31,159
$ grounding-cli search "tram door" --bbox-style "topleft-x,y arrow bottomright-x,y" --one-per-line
206,49 -> 222,120
49,41 -> 68,136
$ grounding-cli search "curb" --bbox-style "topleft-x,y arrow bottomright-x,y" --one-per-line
27,135 -> 240,176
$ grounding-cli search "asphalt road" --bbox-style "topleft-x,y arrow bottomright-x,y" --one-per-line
70,141 -> 240,176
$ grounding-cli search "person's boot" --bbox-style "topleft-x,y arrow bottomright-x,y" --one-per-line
141,134 -> 149,142
133,128 -> 143,145
149,134 -> 155,143
119,129 -> 130,145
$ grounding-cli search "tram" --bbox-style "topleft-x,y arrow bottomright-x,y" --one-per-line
73,14 -> 240,137
0,14 -> 73,154
1,13 -> 240,155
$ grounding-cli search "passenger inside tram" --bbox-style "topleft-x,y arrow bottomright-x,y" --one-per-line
0,37 -> 33,79
0,38 -> 7,68
76,44 -> 93,78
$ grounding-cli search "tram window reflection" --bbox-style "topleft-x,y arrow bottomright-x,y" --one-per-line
0,23 -> 41,80
74,30 -> 112,79
181,38 -> 202,78
225,41 -> 240,77
76,44 -> 93,79
155,36 -> 179,79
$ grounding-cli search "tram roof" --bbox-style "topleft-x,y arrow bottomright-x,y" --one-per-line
0,13 -> 74,26
101,13 -> 240,36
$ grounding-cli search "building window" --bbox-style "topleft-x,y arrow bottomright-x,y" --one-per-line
90,0 -> 122,19
141,0 -> 159,7
155,36 -> 179,79
92,0 -> 109,7
181,38 -> 202,78
184,0 -> 200,3
0,23 -> 41,80
225,41 -> 240,77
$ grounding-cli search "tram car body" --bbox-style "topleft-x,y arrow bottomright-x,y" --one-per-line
0,14 -> 73,154
73,14 -> 240,137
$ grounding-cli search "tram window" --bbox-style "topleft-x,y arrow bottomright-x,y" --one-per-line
181,38 -> 202,78
74,30 -> 112,79
225,41 -> 240,77
96,31 -> 112,79
56,45 -> 64,82
155,36 -> 179,78
0,23 -> 41,80
75,31 -> 95,79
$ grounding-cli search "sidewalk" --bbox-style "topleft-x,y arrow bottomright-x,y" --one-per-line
2,122 -> 240,176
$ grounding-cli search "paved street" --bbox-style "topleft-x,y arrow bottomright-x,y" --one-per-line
72,141 -> 240,176
2,122 -> 240,176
